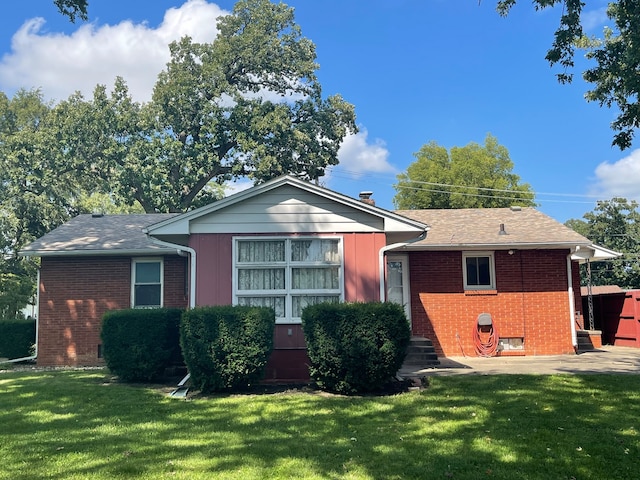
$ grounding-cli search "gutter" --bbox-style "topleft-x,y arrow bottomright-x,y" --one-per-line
567,247 -> 578,350
378,228 -> 430,301
148,238 -> 197,309
5,267 -> 40,363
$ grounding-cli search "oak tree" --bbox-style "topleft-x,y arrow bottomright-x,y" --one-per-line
59,0 -> 356,213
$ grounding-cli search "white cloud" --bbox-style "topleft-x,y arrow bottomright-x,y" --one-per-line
0,0 -> 228,102
591,149 -> 640,200
336,129 -> 396,177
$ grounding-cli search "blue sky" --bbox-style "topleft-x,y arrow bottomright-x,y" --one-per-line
1,0 -> 636,223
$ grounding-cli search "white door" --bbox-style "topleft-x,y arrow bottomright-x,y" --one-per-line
386,255 -> 411,323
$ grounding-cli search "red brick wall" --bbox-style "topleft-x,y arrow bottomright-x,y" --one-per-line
37,255 -> 187,366
409,249 -> 578,357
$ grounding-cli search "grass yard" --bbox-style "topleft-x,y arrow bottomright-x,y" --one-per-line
1,370 -> 639,479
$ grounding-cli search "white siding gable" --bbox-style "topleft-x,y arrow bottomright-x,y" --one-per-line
190,185 -> 384,233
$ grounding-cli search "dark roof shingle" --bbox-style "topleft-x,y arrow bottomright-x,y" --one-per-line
20,214 -> 178,256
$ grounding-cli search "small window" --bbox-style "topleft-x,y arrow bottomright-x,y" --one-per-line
463,252 -> 495,290
132,258 -> 163,308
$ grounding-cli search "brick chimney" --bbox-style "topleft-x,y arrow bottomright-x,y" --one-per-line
359,191 -> 375,206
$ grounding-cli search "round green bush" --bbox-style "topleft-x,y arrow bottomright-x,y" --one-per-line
180,306 -> 274,392
101,308 -> 184,382
302,302 -> 411,394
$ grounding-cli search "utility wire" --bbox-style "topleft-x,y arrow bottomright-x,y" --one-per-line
327,168 -> 600,205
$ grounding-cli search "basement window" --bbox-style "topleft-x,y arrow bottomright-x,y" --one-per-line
498,337 -> 524,351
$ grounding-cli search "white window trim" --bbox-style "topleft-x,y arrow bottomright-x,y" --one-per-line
462,251 -> 496,290
232,236 -> 344,324
131,257 -> 164,308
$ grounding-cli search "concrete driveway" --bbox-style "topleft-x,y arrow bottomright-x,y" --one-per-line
400,345 -> 640,377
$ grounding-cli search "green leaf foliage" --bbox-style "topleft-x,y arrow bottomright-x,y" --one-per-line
301,302 -> 411,394
497,0 -> 640,149
566,197 -> 640,289
180,306 -> 275,392
393,134 -> 535,209
53,0 -> 356,213
101,308 -> 184,382
0,317 -> 35,359
54,0 -> 88,22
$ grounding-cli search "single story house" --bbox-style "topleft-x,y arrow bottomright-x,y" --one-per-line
20,175 -> 618,380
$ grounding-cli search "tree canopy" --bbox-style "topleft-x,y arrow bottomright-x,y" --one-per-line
393,134 -> 536,210
566,198 -> 640,289
55,0 -> 356,213
497,0 -> 640,149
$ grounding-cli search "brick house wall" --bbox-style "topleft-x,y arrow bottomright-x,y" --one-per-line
37,255 -> 187,366
409,249 -> 580,356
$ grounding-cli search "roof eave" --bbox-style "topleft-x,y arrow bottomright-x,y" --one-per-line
20,247 -> 177,258
399,241 -> 592,251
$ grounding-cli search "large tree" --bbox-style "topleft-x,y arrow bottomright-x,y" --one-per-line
497,0 -> 640,149
393,134 -> 536,210
57,0 -> 356,213
566,198 -> 640,289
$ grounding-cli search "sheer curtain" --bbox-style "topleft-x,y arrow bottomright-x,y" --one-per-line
236,238 -> 341,321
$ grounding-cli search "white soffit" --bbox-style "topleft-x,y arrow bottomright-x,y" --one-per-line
571,244 -> 622,263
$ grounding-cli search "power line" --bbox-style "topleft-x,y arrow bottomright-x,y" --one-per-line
327,168 -> 600,205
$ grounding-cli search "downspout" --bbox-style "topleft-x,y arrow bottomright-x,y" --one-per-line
5,267 -> 40,363
378,228 -> 429,301
149,238 -> 197,309
567,247 -> 578,351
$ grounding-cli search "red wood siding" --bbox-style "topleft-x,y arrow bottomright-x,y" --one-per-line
190,233 -> 233,306
409,249 -> 578,356
343,232 -> 386,302
37,255 -> 187,366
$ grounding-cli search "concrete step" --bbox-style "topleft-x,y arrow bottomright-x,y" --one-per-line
402,336 -> 440,367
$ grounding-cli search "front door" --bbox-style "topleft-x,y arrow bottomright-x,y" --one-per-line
386,254 -> 411,324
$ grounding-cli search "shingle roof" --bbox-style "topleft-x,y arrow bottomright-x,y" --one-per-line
395,207 -> 590,248
20,214 -> 179,256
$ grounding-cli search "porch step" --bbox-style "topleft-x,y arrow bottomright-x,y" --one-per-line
576,329 -> 602,353
402,336 -> 440,367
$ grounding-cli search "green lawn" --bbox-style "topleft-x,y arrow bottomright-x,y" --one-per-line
1,370 -> 639,479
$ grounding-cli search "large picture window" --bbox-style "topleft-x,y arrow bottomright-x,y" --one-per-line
132,258 -> 163,308
234,237 -> 343,323
462,252 -> 495,290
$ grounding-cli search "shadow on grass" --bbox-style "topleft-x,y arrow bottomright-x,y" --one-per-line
1,370 -> 639,479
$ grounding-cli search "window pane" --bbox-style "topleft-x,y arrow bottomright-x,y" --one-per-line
238,268 -> 285,290
291,239 -> 340,263
477,257 -> 491,285
237,241 -> 285,263
136,262 -> 160,283
292,267 -> 339,289
238,296 -> 285,317
466,256 -> 491,286
135,285 -> 161,307
292,295 -> 340,317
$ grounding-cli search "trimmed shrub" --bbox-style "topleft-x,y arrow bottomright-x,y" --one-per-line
101,308 -> 184,382
180,306 -> 274,392
0,317 -> 36,359
302,302 -> 411,394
